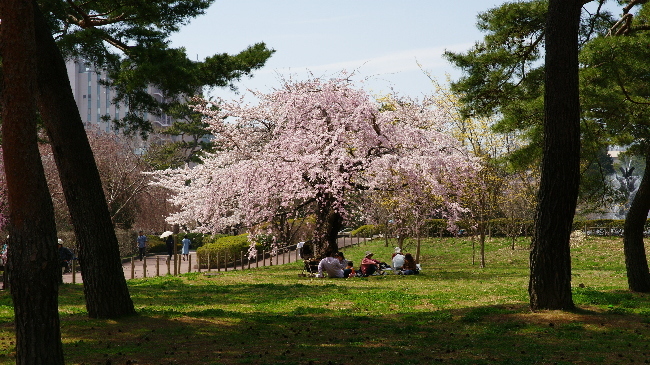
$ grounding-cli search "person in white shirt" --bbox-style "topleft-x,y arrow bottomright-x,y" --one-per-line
317,252 -> 346,278
392,247 -> 405,270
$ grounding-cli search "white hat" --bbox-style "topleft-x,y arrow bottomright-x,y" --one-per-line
364,251 -> 374,257
394,247 -> 402,254
58,239 -> 63,244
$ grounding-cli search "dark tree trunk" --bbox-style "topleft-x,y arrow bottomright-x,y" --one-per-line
529,0 -> 582,311
32,2 -> 135,318
477,205 -> 487,268
312,198 -> 343,258
623,151 -> 650,292
0,0 -> 64,362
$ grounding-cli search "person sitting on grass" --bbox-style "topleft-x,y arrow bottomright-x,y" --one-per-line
344,260 -> 356,278
360,251 -> 382,276
317,252 -> 346,278
401,253 -> 419,275
392,246 -> 405,271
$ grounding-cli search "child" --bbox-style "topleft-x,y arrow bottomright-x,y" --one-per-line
344,261 -> 356,278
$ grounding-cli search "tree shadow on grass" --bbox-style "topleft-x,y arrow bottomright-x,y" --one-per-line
1,277 -> 650,364
54,300 -> 650,365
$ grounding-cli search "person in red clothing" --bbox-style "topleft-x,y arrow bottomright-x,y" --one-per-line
360,251 -> 381,276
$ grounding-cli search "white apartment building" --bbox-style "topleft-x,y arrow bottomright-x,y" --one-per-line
65,59 -> 174,133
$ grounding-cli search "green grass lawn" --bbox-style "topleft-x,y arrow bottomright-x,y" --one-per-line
0,236 -> 649,364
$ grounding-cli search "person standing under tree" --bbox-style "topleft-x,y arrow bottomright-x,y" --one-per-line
58,239 -> 74,274
165,235 -> 174,261
136,231 -> 147,261
181,235 -> 191,261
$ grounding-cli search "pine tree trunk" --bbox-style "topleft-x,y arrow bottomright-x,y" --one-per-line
32,2 -> 135,318
529,0 -> 581,311
623,151 -> 650,292
0,0 -> 65,362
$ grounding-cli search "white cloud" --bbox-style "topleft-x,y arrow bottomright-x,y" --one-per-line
258,42 -> 474,78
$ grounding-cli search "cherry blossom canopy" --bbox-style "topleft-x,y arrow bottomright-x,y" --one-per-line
151,77 -> 479,236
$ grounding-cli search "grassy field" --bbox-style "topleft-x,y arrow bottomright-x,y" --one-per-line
0,236 -> 648,364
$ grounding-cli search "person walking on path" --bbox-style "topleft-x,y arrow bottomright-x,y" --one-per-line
137,231 -> 147,261
181,235 -> 191,261
165,235 -> 174,261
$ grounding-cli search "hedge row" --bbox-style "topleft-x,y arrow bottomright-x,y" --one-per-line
196,234 -> 260,268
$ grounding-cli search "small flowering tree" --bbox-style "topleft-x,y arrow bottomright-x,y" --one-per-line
152,76 -> 479,257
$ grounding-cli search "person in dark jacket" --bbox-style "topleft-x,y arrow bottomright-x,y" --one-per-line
58,239 -> 74,273
166,235 -> 174,261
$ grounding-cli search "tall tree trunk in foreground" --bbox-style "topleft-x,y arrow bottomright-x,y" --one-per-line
0,0 -> 64,362
623,149 -> 650,292
32,2 -> 135,318
529,0 -> 582,311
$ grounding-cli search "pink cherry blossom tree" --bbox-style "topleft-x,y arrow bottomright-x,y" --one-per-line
152,76 -> 479,257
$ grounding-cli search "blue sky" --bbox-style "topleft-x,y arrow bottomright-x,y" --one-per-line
168,1 -> 509,99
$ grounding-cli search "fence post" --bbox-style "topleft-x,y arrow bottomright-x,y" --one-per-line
143,257 -> 147,278
72,260 -> 76,284
224,252 -> 228,272
198,254 -> 201,272
208,253 -> 211,272
188,254 -> 192,273
131,257 -> 135,279
262,250 -> 266,267
256,251 -> 259,268
241,251 -> 244,270
166,257 -> 171,275
217,252 -> 220,272
156,257 -> 160,277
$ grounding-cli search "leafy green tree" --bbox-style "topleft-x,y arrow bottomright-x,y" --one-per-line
580,16 -> 650,291
445,0 -> 610,308
144,104 -> 215,169
31,0 -> 274,318
443,0 -> 612,195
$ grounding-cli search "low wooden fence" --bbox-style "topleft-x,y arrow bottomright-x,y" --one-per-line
62,235 -> 369,283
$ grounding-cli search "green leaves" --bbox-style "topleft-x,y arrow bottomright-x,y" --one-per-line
444,0 -> 546,121
39,0 -> 275,135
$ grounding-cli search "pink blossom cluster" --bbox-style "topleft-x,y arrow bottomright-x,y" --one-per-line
150,77 -> 479,234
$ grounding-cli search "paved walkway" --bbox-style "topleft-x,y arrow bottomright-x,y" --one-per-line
62,236 -> 369,284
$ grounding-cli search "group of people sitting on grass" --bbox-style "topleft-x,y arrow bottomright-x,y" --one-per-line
316,247 -> 419,278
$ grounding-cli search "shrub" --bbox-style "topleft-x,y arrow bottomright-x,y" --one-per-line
146,236 -> 169,253
352,225 -> 382,237
197,234 -> 258,269
182,232 -> 208,249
